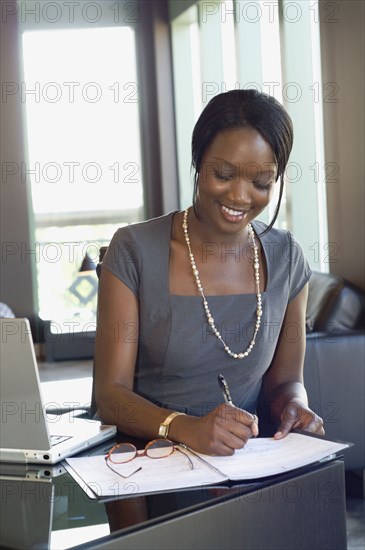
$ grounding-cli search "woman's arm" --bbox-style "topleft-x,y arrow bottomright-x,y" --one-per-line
94,268 -> 258,454
263,283 -> 325,438
94,267 -> 173,440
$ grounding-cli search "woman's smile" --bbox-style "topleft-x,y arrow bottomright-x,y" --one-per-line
219,202 -> 250,223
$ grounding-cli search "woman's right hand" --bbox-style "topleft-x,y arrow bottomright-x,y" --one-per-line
170,403 -> 259,456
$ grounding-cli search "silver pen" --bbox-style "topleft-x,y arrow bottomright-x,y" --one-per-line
218,374 -> 259,436
217,374 -> 234,405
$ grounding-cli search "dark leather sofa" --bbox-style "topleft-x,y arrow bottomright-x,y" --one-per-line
303,271 -> 365,471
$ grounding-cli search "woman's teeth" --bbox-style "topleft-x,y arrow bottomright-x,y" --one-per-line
221,205 -> 243,217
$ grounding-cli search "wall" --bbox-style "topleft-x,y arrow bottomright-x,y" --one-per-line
0,0 -> 39,321
320,0 -> 365,289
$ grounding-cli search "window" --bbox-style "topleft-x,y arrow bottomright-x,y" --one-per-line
170,0 -> 328,271
21,25 -> 143,324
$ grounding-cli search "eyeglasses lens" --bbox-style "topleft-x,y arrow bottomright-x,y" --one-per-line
110,443 -> 136,464
146,439 -> 174,458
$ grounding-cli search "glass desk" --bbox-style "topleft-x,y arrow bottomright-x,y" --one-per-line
0,436 -> 348,550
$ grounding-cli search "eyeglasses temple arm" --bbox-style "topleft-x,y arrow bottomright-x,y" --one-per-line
174,446 -> 194,470
105,457 -> 143,478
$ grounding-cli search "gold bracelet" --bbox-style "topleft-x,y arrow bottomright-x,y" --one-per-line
158,411 -> 186,439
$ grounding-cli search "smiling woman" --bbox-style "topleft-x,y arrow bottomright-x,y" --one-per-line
191,90 -> 292,235
94,89 -> 325,458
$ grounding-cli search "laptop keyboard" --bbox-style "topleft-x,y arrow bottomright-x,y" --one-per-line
50,435 -> 72,446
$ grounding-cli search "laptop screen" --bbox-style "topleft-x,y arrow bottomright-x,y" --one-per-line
0,318 -> 51,450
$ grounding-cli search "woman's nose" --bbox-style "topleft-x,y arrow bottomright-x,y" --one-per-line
226,178 -> 252,206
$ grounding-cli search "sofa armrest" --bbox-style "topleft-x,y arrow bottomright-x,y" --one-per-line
304,331 -> 365,470
306,271 -> 365,332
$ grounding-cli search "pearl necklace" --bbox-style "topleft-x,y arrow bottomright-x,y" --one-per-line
182,208 -> 262,359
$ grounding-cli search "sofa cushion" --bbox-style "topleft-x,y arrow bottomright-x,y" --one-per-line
306,271 -> 365,332
304,331 -> 365,470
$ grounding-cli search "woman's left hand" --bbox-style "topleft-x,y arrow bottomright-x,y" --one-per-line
273,399 -> 325,439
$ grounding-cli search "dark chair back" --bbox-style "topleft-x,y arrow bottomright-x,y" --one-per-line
89,245 -> 108,418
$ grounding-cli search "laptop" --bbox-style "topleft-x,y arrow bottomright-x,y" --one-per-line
0,318 -> 116,464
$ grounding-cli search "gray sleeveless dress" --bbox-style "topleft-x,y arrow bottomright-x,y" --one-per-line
102,211 -> 311,416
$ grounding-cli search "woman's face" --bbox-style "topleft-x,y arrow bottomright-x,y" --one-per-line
195,127 -> 277,236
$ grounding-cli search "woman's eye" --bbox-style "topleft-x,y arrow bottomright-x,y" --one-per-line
254,181 -> 272,191
214,171 -> 233,182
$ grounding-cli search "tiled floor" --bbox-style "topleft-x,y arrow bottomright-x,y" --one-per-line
38,358 -> 93,382
38,358 -> 364,550
346,471 -> 365,550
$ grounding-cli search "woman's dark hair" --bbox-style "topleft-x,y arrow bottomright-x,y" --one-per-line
191,89 -> 293,233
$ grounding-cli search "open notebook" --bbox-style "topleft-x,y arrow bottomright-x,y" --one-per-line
65,432 -> 350,499
0,318 -> 116,464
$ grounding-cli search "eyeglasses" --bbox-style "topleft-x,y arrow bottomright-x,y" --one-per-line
105,439 -> 194,478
